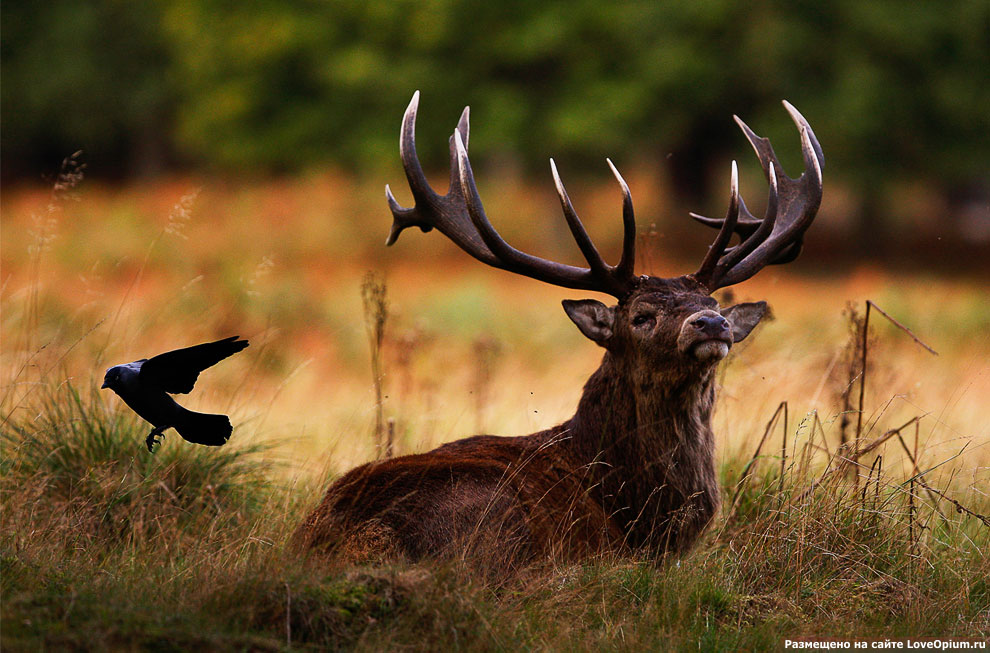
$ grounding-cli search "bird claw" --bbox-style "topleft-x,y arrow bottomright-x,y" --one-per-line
146,429 -> 165,453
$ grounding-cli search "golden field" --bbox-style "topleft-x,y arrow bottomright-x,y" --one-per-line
3,174 -> 987,482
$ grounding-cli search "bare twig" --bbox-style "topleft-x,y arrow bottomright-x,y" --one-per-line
854,301 -> 871,491
729,401 -> 787,513
836,303 -> 866,468
862,455 -> 881,504
898,434 -> 987,528
866,300 -> 938,356
908,478 -> 920,555
915,481 -> 990,528
797,415 -> 922,507
858,415 -> 923,460
848,299 -> 937,492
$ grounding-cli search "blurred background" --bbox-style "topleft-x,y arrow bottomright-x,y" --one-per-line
4,0 -> 990,261
2,1 -> 988,475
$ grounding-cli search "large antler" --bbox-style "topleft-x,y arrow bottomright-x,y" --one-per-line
691,101 -> 824,292
386,91 -> 639,299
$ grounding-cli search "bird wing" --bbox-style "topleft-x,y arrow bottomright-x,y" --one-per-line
139,336 -> 249,394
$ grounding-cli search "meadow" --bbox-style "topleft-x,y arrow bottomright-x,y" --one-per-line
2,171 -> 988,650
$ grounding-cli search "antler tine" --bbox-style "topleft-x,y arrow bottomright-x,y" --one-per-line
783,100 -> 824,173
550,158 -> 612,277
691,101 -> 824,291
718,161 -> 778,270
386,93 -> 501,266
386,91 -> 640,299
715,123 -> 821,287
386,91 -> 437,245
695,161 -> 740,284
455,131 -> 633,293
606,159 -> 637,282
398,91 -> 436,203
445,106 -> 470,201
689,199 -> 762,239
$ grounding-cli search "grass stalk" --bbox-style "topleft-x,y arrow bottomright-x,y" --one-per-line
361,271 -> 389,458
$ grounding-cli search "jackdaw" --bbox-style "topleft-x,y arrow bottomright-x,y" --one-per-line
101,336 -> 249,452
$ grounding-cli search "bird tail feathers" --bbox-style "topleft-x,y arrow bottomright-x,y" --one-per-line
174,411 -> 233,447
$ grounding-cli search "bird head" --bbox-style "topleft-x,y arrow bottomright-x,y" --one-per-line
101,366 -> 121,390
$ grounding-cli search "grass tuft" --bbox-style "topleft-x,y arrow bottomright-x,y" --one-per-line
2,378 -> 271,549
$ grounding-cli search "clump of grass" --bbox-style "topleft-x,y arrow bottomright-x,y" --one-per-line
1,377 -> 271,550
713,461 -> 988,638
1,372 -> 308,650
3,382 -> 988,649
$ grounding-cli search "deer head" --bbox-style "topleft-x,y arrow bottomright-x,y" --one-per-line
386,91 -> 823,377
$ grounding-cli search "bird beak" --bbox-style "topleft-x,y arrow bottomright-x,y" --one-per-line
100,381 -> 109,389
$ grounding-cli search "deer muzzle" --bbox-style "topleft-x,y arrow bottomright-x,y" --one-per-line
678,310 -> 732,362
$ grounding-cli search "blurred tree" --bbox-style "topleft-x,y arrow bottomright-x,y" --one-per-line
3,0 -> 988,255
786,0 -> 990,254
1,1 -> 175,179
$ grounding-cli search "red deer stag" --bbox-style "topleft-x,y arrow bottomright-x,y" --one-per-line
296,92 -> 823,571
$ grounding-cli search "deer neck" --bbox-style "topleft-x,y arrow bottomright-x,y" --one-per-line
570,351 -> 718,455
561,351 -> 721,547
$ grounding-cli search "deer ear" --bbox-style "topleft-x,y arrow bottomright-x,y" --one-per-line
562,299 -> 615,346
720,301 -> 769,343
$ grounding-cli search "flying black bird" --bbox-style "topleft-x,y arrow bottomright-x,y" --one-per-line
101,336 -> 249,452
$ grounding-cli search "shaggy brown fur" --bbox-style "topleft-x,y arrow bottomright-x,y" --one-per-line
299,93 -> 823,571
294,276 -> 767,571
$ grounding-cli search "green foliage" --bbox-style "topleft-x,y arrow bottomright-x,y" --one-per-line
3,0 -> 988,203
1,1 -> 173,177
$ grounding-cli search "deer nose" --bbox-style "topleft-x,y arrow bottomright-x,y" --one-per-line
691,313 -> 730,339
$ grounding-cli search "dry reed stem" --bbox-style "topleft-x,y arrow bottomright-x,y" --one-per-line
849,299 -> 938,493
866,300 -> 939,356
361,271 -> 389,457
471,335 -> 502,433
729,401 -> 787,515
895,433 -> 988,528
853,300 -> 871,493
836,302 -> 867,467
386,418 -> 395,459
778,402 -> 790,498
636,223 -> 660,274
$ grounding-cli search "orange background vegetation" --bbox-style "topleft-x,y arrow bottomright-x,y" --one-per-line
2,175 -> 987,485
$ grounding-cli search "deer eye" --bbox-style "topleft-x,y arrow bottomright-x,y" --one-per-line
632,314 -> 655,328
